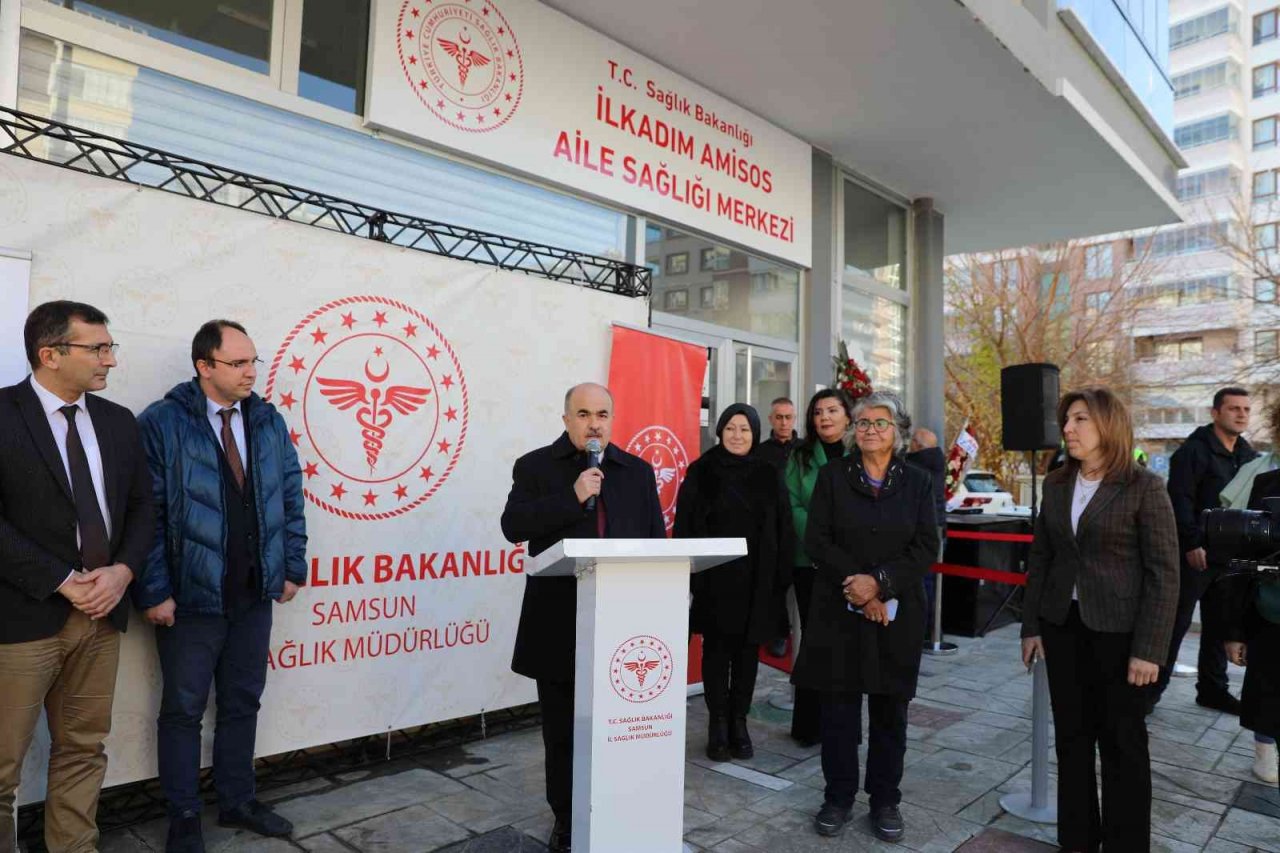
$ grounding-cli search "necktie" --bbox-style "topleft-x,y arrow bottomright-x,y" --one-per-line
596,494 -> 607,538
61,405 -> 110,569
220,408 -> 245,490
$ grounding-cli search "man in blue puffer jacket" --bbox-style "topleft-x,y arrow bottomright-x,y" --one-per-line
134,320 -> 307,853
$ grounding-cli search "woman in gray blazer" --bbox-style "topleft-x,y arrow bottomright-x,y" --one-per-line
1021,387 -> 1179,853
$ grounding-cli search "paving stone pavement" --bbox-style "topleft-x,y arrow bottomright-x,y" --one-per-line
87,625 -> 1280,852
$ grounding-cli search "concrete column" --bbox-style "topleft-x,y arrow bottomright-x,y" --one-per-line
911,197 -> 945,438
804,149 -> 838,397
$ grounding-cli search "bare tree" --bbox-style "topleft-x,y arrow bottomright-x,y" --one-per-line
944,238 -> 1156,488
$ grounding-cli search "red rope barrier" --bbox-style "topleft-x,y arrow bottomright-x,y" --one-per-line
931,562 -> 1028,586
946,530 -> 1034,544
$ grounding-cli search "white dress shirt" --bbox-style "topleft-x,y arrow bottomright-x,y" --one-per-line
1070,472 -> 1103,601
207,397 -> 247,461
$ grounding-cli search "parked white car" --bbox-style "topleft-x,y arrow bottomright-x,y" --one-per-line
948,470 -> 1016,514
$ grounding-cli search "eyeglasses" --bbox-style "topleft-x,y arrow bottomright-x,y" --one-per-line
52,342 -> 119,360
206,357 -> 263,370
854,418 -> 894,432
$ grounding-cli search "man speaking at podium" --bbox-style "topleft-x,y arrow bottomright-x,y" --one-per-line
501,382 -> 664,852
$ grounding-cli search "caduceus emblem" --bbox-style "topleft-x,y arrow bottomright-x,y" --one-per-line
651,449 -> 678,496
624,651 -> 661,687
437,28 -> 491,86
316,356 -> 431,473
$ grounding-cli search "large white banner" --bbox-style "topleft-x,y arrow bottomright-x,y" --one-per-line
0,154 -> 647,803
365,0 -> 813,267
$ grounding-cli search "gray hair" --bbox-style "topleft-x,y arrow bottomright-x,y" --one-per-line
852,391 -> 909,455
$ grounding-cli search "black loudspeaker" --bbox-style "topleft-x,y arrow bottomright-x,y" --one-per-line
1001,363 -> 1061,451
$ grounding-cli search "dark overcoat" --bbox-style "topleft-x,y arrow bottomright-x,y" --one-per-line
500,432 -> 664,682
673,447 -> 787,641
791,452 -> 938,697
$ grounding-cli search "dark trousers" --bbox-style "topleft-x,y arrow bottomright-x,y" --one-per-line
1042,603 -> 1151,853
536,679 -> 574,823
1154,562 -> 1228,699
701,633 -> 759,719
791,568 -> 821,742
155,600 -> 272,816
819,693 -> 909,811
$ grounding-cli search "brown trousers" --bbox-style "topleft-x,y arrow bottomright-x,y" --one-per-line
0,610 -> 120,853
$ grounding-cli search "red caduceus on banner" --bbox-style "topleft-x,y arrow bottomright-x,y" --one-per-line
606,326 -> 708,536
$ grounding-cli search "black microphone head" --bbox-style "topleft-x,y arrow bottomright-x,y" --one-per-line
585,438 -> 602,461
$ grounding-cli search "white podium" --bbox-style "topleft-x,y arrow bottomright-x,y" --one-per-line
530,537 -> 747,852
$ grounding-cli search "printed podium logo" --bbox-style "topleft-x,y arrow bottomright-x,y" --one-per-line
266,296 -> 468,521
395,0 -> 524,132
627,426 -> 689,533
610,636 -> 674,703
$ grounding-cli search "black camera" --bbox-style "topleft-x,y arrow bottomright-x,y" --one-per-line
1203,496 -> 1280,578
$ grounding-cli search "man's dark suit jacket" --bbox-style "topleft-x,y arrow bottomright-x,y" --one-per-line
1021,464 -> 1180,664
0,379 -> 153,642
501,431 -> 664,682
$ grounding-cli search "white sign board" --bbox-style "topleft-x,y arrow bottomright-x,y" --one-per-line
365,0 -> 813,267
1,153 -> 648,802
0,249 -> 31,386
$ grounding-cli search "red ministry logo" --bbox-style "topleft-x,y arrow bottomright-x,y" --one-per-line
395,0 -> 524,132
266,296 -> 468,521
609,635 -> 674,703
627,426 -> 688,533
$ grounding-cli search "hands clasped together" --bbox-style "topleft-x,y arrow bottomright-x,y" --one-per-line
844,573 -> 890,626
58,563 -> 132,620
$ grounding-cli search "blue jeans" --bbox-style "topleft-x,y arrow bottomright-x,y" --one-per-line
155,600 -> 272,816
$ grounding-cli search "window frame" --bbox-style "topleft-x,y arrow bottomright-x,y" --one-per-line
1257,62 -> 1280,98
1256,9 -> 1279,46
1255,116 -> 1279,150
1256,169 -> 1279,201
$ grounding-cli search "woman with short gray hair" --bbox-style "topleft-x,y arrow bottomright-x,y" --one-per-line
792,391 -> 938,842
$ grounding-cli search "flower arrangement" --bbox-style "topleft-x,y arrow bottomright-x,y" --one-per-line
832,340 -> 873,401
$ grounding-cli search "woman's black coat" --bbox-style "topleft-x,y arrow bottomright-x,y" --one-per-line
674,446 -> 788,641
791,452 -> 938,697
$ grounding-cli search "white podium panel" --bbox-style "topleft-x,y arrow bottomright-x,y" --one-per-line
530,538 -> 746,852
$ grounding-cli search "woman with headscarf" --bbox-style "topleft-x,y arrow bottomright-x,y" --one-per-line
675,404 -> 787,762
783,388 -> 855,745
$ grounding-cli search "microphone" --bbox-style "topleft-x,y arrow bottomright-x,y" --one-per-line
585,438 -> 602,512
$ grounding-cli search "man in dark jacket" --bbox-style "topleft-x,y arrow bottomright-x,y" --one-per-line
1152,387 -> 1257,713
136,320 -> 308,853
0,301 -> 153,853
500,382 -> 664,852
756,397 -> 800,471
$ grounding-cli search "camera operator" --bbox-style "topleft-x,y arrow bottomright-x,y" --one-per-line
1210,478 -> 1280,790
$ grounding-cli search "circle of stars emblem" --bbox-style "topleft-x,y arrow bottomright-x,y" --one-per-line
627,425 -> 689,534
609,635 -> 674,704
395,0 -> 524,132
265,297 -> 468,521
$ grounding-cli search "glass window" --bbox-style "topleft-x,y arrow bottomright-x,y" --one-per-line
1255,117 -> 1278,149
1135,223 -> 1228,258
1257,278 -> 1277,302
1085,244 -> 1114,279
1171,6 -> 1233,49
647,224 -> 800,341
1175,113 -> 1237,148
1174,60 -> 1237,99
994,259 -> 1020,288
1084,291 -> 1112,314
844,180 -> 907,289
1256,10 -> 1279,45
1258,223 -> 1279,250
299,0 -> 371,113
1177,166 -> 1239,201
59,0 -> 271,73
1256,170 -> 1278,200
1257,64 -> 1279,98
1257,330 -> 1278,359
841,286 -> 906,393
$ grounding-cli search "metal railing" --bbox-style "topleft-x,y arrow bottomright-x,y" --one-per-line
0,107 -> 650,298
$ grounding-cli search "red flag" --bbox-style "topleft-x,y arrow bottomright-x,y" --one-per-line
606,326 -> 707,535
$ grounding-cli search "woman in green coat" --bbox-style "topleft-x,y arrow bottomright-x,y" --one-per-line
784,388 -> 854,744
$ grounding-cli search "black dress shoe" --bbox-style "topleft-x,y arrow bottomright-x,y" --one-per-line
871,805 -> 905,842
165,810 -> 204,853
1196,691 -> 1242,715
728,717 -> 754,760
706,716 -> 731,762
218,799 -> 293,837
813,802 -> 851,836
548,817 -> 571,852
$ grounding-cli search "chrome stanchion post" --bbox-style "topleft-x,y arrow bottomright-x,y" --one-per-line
999,655 -> 1057,823
923,553 -> 958,656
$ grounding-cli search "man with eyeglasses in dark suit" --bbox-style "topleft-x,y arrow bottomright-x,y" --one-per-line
136,320 -> 307,853
0,300 -> 153,853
